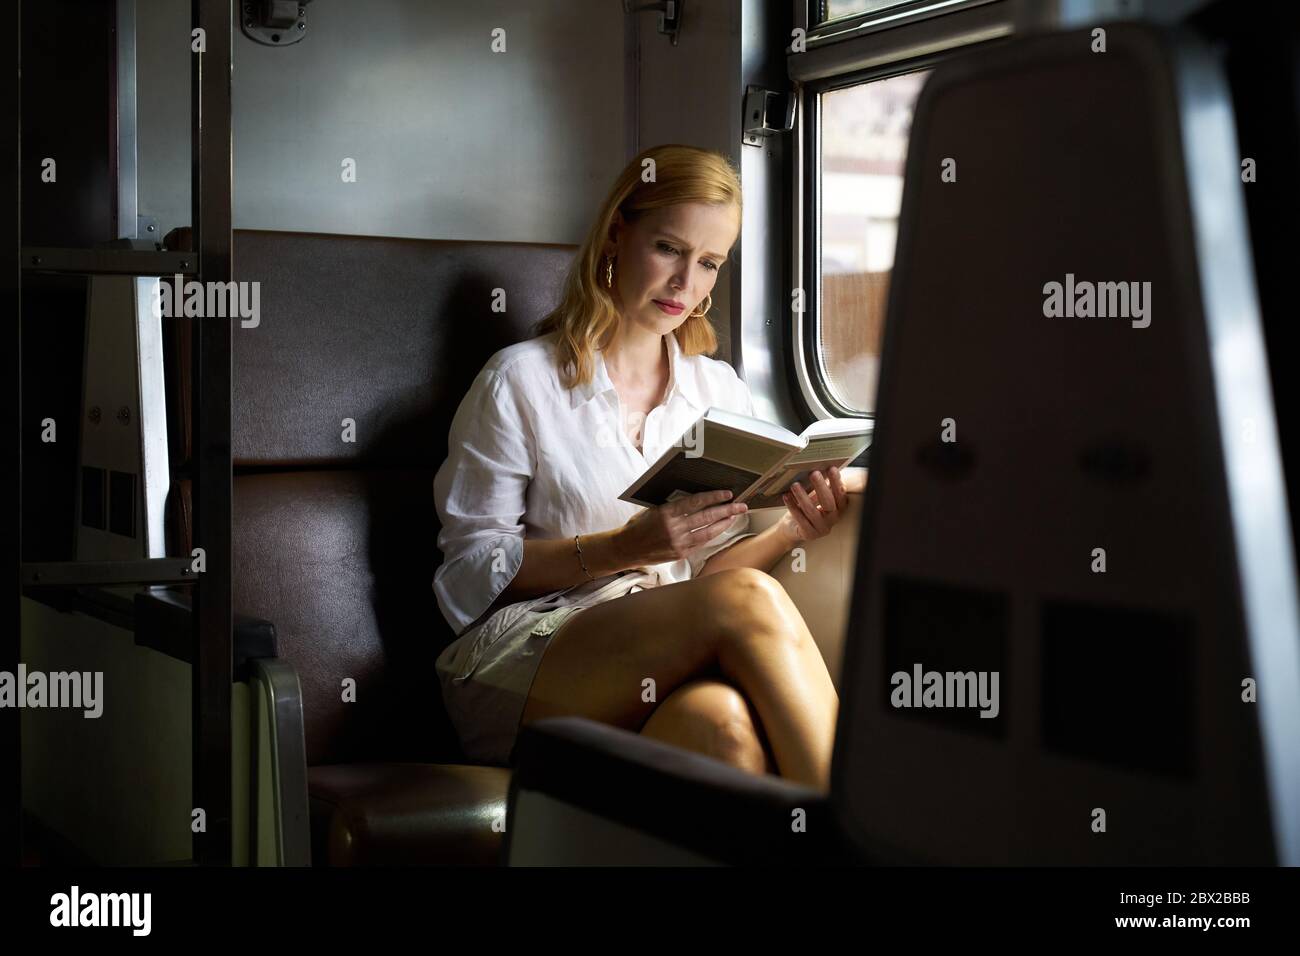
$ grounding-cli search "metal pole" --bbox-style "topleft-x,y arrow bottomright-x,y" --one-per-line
6,0 -> 21,870
191,0 -> 233,867
114,0 -> 138,239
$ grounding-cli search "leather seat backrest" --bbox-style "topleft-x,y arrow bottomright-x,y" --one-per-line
169,229 -> 576,765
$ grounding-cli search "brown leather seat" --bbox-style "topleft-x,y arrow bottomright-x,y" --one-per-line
309,763 -> 510,866
166,229 -> 576,864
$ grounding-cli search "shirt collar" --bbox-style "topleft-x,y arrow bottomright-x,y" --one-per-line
569,331 -> 704,412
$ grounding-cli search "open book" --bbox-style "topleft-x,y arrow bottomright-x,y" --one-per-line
619,407 -> 873,510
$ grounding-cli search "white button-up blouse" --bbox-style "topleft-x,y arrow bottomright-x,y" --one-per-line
433,329 -> 759,639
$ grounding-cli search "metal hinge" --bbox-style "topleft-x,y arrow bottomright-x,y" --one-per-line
240,0 -> 313,47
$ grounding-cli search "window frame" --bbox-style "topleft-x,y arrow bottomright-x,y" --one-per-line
791,0 -> 1014,421
805,0 -> 1001,50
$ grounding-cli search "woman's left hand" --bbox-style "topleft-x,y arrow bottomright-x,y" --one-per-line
777,466 -> 851,544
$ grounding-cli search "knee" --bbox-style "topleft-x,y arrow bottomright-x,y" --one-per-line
692,681 -> 769,774
702,568 -> 803,648
704,567 -> 786,621
710,711 -> 770,775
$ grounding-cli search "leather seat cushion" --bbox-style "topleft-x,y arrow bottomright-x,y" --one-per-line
231,469 -> 461,767
308,763 -> 511,866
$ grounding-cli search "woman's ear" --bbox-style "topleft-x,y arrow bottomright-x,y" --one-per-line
606,210 -> 630,249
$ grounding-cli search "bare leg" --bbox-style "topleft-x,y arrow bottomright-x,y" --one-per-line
638,679 -> 778,775
519,567 -> 837,789
710,573 -> 840,789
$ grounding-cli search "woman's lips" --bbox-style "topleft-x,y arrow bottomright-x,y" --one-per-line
654,300 -> 685,316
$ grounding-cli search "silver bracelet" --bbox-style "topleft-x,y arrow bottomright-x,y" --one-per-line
574,534 -> 595,581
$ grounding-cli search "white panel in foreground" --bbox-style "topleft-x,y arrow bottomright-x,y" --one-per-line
508,789 -> 726,867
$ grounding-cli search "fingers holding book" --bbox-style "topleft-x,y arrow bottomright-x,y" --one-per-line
840,466 -> 869,495
778,467 -> 851,543
618,489 -> 748,565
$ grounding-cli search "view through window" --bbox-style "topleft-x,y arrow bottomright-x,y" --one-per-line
818,69 -> 929,413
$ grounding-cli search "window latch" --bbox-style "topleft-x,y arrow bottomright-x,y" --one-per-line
743,86 -> 796,147
623,1 -> 685,47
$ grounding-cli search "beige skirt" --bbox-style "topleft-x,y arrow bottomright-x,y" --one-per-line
436,574 -> 652,766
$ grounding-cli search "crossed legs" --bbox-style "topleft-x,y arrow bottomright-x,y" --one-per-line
519,567 -> 838,789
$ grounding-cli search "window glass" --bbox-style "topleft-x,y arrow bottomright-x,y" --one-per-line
821,0 -> 916,24
818,69 -> 929,412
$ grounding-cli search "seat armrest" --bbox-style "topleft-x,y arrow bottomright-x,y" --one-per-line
132,588 -> 308,864
507,716 -> 861,865
133,587 -> 276,677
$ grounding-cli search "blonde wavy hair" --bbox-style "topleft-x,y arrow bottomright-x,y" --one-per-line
531,144 -> 743,390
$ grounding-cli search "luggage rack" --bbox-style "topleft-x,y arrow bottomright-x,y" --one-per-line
13,0 -> 235,866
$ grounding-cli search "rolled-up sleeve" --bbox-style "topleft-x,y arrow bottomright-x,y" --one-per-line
433,368 -> 534,637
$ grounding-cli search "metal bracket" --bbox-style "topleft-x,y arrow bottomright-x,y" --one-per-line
137,215 -> 160,242
623,0 -> 685,47
743,85 -> 796,147
240,0 -> 312,47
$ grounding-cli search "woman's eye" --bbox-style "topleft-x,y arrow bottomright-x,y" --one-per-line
659,243 -> 718,272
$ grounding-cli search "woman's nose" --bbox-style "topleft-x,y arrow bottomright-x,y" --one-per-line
671,264 -> 701,291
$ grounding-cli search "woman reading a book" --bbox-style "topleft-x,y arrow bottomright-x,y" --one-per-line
433,144 -> 866,790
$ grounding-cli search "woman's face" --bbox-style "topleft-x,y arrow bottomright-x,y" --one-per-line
606,202 -> 738,332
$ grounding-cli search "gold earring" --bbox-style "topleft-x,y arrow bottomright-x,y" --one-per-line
605,257 -> 613,289
688,293 -> 712,318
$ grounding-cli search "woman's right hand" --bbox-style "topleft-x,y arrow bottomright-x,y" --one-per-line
617,490 -> 748,567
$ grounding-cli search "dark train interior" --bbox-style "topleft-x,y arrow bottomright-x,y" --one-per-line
8,0 -> 1300,915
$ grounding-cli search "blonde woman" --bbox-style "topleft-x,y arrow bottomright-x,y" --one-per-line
433,144 -> 862,790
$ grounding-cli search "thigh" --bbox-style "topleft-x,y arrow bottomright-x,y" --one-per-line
519,568 -> 768,733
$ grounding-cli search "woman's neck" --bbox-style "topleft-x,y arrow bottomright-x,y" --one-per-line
603,331 -> 667,389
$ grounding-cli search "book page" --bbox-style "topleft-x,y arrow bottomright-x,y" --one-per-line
638,452 -> 766,506
620,409 -> 802,508
691,418 -> 794,474
780,434 -> 867,469
748,433 -> 873,507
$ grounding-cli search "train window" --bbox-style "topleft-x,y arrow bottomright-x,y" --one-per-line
816,69 -> 929,413
811,0 -> 993,33
819,0 -> 915,24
